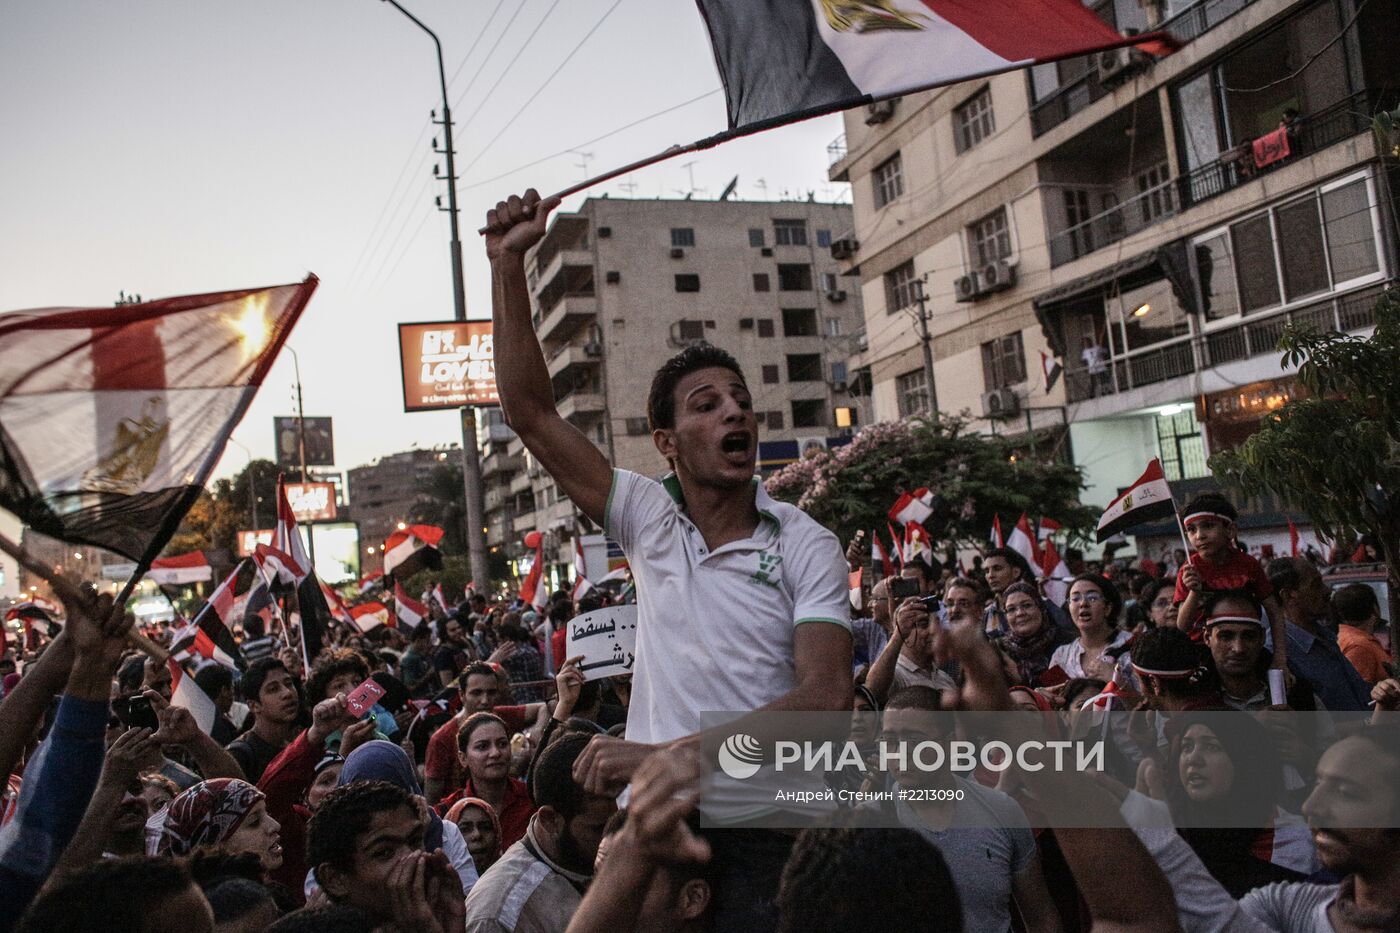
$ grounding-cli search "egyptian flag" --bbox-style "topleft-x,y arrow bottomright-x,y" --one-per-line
520,532 -> 548,612
695,0 -> 1175,133
1036,516 -> 1061,544
871,529 -> 894,578
394,581 -> 428,633
885,521 -> 905,570
888,487 -> 934,527
359,570 -> 384,595
1039,537 -> 1071,606
320,579 -> 357,631
1288,519 -> 1301,558
349,602 -> 390,634
571,545 -> 594,601
902,521 -> 931,565
271,475 -> 334,664
1096,459 -> 1177,542
432,583 -> 451,615
168,658 -> 217,734
1079,678 -> 1127,712
181,566 -> 245,669
383,525 -> 445,580
147,551 -> 213,585
0,278 -> 317,569
1040,351 -> 1063,393
989,515 -> 1005,548
1007,513 -> 1040,568
6,603 -> 60,651
849,568 -> 863,611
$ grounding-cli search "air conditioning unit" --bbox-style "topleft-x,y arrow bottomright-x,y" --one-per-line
954,271 -> 983,302
739,317 -> 754,330
598,226 -> 612,238
830,237 -> 859,260
1097,46 -> 1149,87
669,247 -> 685,259
825,289 -> 847,302
583,342 -> 603,357
980,260 -> 1017,293
760,247 -> 774,257
864,99 -> 896,125
981,387 -> 1021,419
605,270 -> 621,284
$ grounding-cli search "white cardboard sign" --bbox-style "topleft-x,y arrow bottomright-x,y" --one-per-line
564,604 -> 638,681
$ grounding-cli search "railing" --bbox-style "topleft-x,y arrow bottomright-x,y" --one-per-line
1029,0 -> 1261,137
827,133 -> 847,167
1064,283 -> 1387,403
1047,176 -> 1178,267
1177,91 -> 1383,209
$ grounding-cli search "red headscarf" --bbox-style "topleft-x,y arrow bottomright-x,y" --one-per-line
444,796 -> 503,863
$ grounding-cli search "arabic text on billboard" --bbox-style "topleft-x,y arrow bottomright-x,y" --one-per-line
284,482 -> 337,522
399,321 -> 498,412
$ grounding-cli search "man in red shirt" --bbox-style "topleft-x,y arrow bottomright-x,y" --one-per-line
1173,493 -> 1287,670
423,661 -> 549,806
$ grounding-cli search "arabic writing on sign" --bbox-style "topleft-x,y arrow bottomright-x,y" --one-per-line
564,604 -> 639,681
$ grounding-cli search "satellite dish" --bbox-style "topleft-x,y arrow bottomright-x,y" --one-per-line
718,175 -> 739,201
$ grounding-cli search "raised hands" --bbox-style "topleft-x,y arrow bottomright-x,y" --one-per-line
483,189 -> 561,260
621,750 -> 711,865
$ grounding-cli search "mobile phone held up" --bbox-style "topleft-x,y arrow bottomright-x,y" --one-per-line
123,694 -> 159,731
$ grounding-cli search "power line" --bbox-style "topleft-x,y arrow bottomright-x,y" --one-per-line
1223,0 -> 1371,94
346,123 -> 432,290
457,0 -> 626,177
449,0 -> 534,113
445,0 -> 510,91
452,0 -> 564,134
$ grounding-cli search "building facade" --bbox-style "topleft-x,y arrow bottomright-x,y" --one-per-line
347,446 -> 459,571
484,196 -> 870,567
830,0 -> 1397,555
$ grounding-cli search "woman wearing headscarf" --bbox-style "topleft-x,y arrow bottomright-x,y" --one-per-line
312,740 -> 479,897
444,796 -> 503,875
159,778 -> 282,873
436,712 -> 536,851
994,582 -> 1074,687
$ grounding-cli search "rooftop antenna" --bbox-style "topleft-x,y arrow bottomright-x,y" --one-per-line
755,178 -> 768,198
568,150 -> 595,185
679,160 -> 706,199
618,174 -> 639,197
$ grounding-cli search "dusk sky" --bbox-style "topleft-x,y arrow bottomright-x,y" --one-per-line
0,0 -> 849,479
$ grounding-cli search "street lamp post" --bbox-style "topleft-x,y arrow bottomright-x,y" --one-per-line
380,0 -> 489,590
284,345 -> 316,566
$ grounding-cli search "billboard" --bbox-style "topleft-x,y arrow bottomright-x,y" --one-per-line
283,482 -> 337,522
398,320 -> 499,412
275,416 -> 335,468
237,523 -> 359,585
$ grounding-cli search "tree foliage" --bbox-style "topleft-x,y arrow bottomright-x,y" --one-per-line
764,415 -> 1097,554
410,464 -> 468,556
166,458 -> 280,558
1210,288 -> 1400,638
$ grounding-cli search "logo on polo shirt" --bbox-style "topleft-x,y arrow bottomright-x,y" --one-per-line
718,733 -> 764,780
750,551 -> 783,588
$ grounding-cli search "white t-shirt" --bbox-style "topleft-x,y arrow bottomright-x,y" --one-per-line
607,470 -> 850,744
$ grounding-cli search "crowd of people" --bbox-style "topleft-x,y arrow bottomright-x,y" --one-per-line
0,189 -> 1395,932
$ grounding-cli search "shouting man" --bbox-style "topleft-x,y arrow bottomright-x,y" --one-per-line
485,190 -> 853,928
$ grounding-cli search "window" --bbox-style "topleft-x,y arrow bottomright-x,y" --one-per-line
624,417 -> 649,436
595,423 -> 607,444
1230,214 -> 1279,313
774,220 -> 808,246
980,333 -> 1027,391
766,410 -> 785,430
830,361 -> 848,383
873,153 -> 904,208
782,308 -> 818,337
1119,278 -> 1189,351
1192,233 -> 1240,322
1063,190 -> 1094,258
1157,408 -> 1208,481
885,260 -> 917,313
677,320 -> 705,341
787,354 -> 823,382
1275,197 -> 1328,301
816,229 -> 832,248
820,272 -> 840,294
792,400 -> 825,428
761,365 -> 780,384
757,319 -> 775,338
1136,163 -> 1174,224
748,228 -> 765,248
954,86 -> 995,153
670,227 -> 695,247
777,264 -> 813,291
1322,179 -> 1380,285
674,274 -> 701,293
896,369 -> 929,417
753,273 -> 771,292
825,317 -> 843,337
968,208 -> 1012,267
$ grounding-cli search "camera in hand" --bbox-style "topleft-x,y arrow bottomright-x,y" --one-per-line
119,694 -> 159,731
887,577 -> 921,600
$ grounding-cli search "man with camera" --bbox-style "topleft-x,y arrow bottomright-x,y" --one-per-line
865,575 -> 955,704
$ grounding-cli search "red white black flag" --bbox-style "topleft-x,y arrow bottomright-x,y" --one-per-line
383,524 -> 444,580
1096,459 -> 1177,542
696,1 -> 1174,132
0,278 -> 317,566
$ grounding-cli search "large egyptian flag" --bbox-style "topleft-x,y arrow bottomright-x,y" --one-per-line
695,0 -> 1175,132
0,278 -> 317,569
147,551 -> 214,585
383,524 -> 445,581
1096,459 -> 1177,542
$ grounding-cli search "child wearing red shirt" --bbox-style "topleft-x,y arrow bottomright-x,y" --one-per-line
1174,493 -> 1287,670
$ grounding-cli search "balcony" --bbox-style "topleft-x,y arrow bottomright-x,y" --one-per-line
512,510 -> 538,534
1047,175 -> 1177,267
827,133 -> 847,167
509,471 -> 533,496
545,498 -> 575,530
547,342 -> 603,380
1063,284 -> 1387,404
480,448 -> 523,480
483,485 -> 509,513
556,391 -> 606,423
536,293 -> 598,344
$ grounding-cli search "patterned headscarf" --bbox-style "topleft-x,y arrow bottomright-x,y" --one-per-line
444,797 -> 503,862
159,778 -> 264,857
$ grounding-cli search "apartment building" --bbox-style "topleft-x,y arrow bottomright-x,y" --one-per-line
830,0 -> 1396,553
482,196 -> 870,568
348,446 -> 459,571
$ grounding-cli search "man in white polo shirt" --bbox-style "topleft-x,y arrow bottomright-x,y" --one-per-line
485,189 -> 853,929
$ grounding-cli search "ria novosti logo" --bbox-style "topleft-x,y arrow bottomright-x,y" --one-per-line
717,733 -> 763,780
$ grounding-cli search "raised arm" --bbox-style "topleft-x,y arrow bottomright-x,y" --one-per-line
484,189 -> 613,525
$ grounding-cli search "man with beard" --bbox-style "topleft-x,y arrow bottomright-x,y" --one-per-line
486,192 -> 851,929
1238,729 -> 1400,932
463,733 -> 616,933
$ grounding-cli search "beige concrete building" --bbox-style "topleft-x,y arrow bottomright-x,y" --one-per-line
483,196 -> 870,567
830,0 -> 1396,554
348,446 -> 459,571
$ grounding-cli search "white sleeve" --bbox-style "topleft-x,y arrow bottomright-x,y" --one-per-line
604,469 -> 674,554
788,526 -> 851,631
440,819 -> 480,896
1118,792 -> 1272,933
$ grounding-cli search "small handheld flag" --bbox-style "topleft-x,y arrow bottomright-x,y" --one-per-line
1095,459 -> 1178,542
